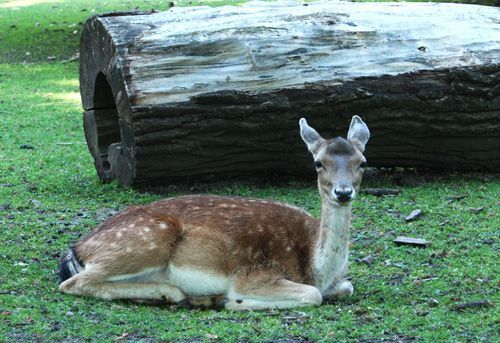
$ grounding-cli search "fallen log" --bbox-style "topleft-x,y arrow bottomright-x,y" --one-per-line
80,1 -> 500,186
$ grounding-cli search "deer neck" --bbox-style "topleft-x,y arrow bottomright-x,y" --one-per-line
312,199 -> 351,294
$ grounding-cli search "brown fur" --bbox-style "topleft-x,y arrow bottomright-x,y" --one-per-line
76,207 -> 184,276
76,196 -> 317,284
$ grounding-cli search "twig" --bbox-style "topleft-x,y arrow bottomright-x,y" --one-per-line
452,300 -> 494,311
394,236 -> 430,247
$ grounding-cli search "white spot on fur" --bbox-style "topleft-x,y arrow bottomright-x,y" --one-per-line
159,223 -> 168,230
143,227 -> 151,232
126,247 -> 133,253
129,223 -> 135,228
116,232 -> 123,238
149,219 -> 154,223
286,246 -> 292,252
149,243 -> 157,250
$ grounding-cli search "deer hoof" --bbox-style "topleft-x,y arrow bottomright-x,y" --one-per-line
334,280 -> 354,298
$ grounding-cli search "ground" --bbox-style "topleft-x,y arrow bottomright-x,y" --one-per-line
0,0 -> 498,342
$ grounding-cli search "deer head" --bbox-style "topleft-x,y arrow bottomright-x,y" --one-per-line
300,116 -> 370,206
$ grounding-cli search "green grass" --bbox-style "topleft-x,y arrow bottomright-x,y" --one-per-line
1,0 -> 499,341
0,0 -> 243,63
0,62 -> 498,341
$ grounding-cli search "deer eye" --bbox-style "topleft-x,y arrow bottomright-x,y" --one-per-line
313,160 -> 323,169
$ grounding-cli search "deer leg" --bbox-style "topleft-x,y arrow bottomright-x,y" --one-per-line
224,274 -> 322,310
59,267 -> 186,303
323,279 -> 353,300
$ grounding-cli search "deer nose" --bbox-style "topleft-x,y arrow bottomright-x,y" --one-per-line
334,188 -> 353,203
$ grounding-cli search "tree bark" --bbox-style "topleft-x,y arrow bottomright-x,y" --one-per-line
79,1 -> 500,186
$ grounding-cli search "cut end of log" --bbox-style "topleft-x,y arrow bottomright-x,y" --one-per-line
83,108 -> 120,183
82,70 -> 135,184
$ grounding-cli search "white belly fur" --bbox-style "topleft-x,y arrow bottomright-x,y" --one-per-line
166,264 -> 231,296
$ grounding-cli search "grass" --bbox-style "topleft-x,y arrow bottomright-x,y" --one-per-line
0,0 -> 499,342
0,0 -> 243,63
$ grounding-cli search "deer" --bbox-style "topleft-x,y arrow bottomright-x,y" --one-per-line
58,115 -> 370,310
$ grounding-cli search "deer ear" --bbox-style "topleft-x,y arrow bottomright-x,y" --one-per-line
347,115 -> 370,153
299,118 -> 324,154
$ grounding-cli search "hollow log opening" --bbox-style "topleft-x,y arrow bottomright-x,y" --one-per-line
83,72 -> 121,182
93,72 -> 115,109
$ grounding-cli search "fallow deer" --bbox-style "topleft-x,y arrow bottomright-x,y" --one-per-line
58,116 -> 370,310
